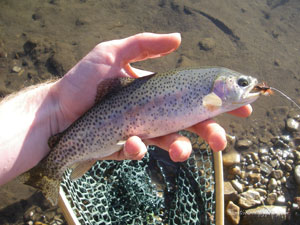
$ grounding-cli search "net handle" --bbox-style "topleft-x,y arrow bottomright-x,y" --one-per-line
58,187 -> 80,225
213,151 -> 224,225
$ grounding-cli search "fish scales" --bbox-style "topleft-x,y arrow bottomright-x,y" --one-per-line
21,67 -> 261,205
46,68 -> 218,177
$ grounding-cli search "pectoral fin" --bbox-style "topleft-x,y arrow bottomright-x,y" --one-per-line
70,159 -> 97,180
116,140 -> 126,146
203,92 -> 223,111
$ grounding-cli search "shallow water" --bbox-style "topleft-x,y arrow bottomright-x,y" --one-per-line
0,0 -> 300,224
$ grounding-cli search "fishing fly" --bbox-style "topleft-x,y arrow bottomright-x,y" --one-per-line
254,82 -> 300,110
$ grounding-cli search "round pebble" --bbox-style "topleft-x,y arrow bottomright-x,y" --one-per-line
259,147 -> 269,155
198,38 -> 215,51
249,173 -> 261,184
229,166 -> 242,176
247,164 -> 256,170
260,155 -> 270,162
286,118 -> 299,132
285,163 -> 293,172
236,139 -> 253,150
266,193 -> 277,205
276,195 -> 286,205
231,179 -> 244,193
271,170 -> 283,179
12,65 -> 22,73
294,165 -> 300,185
223,150 -> 241,166
268,178 -> 277,191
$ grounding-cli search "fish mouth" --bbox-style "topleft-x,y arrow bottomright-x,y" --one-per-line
241,80 -> 261,104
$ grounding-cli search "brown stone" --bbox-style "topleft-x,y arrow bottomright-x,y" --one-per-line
266,193 -> 277,205
231,179 -> 244,193
271,170 -> 283,179
229,166 -> 242,176
238,190 -> 261,209
226,201 -> 240,225
223,150 -> 241,166
224,181 -> 238,202
249,173 -> 261,184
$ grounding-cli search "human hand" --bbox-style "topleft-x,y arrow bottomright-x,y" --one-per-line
52,33 -> 252,162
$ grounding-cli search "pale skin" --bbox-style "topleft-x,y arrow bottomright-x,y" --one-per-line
0,33 -> 252,186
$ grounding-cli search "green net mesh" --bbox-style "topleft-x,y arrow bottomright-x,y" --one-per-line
61,131 -> 216,225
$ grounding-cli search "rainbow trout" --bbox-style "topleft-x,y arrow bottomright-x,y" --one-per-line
21,67 -> 262,205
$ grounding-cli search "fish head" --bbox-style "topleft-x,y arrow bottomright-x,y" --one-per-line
211,69 -> 260,109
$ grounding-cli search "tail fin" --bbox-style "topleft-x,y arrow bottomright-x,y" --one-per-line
17,166 -> 61,206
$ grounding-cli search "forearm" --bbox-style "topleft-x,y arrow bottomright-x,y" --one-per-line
0,82 -> 59,185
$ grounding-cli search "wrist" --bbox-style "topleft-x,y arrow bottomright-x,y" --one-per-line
0,82 -> 60,184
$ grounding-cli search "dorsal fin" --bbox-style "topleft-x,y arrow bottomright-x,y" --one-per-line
95,77 -> 136,103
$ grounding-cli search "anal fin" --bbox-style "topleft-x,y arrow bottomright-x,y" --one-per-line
70,159 -> 97,180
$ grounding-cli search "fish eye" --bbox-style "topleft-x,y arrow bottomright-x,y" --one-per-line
237,78 -> 249,87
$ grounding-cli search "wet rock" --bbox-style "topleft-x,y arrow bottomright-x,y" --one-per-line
293,150 -> 300,165
275,195 -> 286,205
293,137 -> 300,147
226,201 -> 240,225
261,178 -> 269,185
260,162 -> 273,176
250,152 -> 259,162
198,38 -> 215,51
241,206 -> 287,225
280,176 -> 286,184
274,149 -> 283,157
11,65 -> 22,73
46,55 -> 64,77
286,118 -> 299,132
236,139 -> 253,150
295,165 -> 300,185
253,167 -> 261,173
287,152 -> 294,159
24,206 -> 43,222
229,165 -> 241,176
271,170 -> 283,179
266,193 -> 277,205
260,155 -> 270,162
249,173 -> 261,184
259,147 -> 269,155
23,40 -> 37,55
259,137 -> 269,144
245,154 -> 253,162
32,13 -> 42,20
240,170 -> 246,179
268,178 -> 277,191
285,163 -> 293,172
274,140 -> 289,149
294,197 -> 300,208
270,159 -> 279,168
231,179 -> 244,193
223,150 -> 240,166
224,181 -> 238,201
246,164 -> 256,171
255,188 -> 267,197
238,190 -> 261,209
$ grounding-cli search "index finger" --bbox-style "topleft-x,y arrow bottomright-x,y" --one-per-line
227,104 -> 252,117
117,32 -> 181,63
